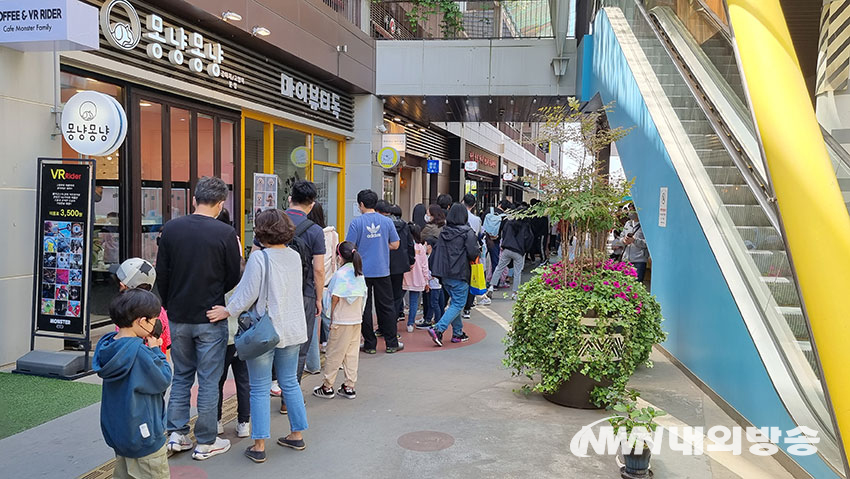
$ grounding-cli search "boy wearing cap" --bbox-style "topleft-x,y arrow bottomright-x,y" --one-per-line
111,258 -> 171,360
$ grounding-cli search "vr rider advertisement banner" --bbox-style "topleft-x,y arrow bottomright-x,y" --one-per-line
35,159 -> 94,336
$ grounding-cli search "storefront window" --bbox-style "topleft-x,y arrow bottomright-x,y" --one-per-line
314,164 -> 340,229
465,179 -> 478,196
313,135 -> 339,164
244,118 -> 265,250
198,114 -> 215,178
221,120 -> 236,224
170,108 -> 190,226
273,125 -> 308,209
383,174 -> 396,204
140,100 -> 163,264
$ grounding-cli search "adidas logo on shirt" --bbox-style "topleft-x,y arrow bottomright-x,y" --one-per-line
366,223 -> 381,239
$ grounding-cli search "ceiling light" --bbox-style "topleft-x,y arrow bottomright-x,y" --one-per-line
400,98 -> 405,105
533,97 -> 537,103
422,97 -> 427,105
393,117 -> 401,122
406,123 -> 414,127
222,11 -> 242,22
465,97 -> 469,105
510,97 -> 515,105
488,98 -> 493,104
251,26 -> 270,36
419,128 -> 426,132
140,102 -> 152,107
445,97 -> 449,104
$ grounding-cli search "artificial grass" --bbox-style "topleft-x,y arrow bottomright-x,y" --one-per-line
0,372 -> 101,439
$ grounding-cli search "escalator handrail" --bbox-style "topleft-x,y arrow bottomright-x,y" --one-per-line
690,0 -> 733,43
822,125 -> 850,173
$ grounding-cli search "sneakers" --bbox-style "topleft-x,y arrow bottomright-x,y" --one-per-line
217,421 -> 224,435
415,321 -> 434,330
427,327 -> 443,347
462,310 -> 471,319
338,385 -> 356,399
304,368 -> 321,375
236,422 -> 250,438
360,346 -> 376,354
477,296 -> 492,306
192,437 -> 231,460
451,332 -> 470,343
407,324 -> 414,333
277,436 -> 306,451
374,329 -> 382,337
244,446 -> 266,463
313,385 -> 335,399
270,380 -> 282,397
167,432 -> 194,452
386,341 -> 404,354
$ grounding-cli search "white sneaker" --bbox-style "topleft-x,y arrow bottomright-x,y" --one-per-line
192,437 -> 231,461
167,432 -> 194,452
407,325 -> 414,333
477,296 -> 492,305
270,380 -> 282,397
216,421 -> 223,435
236,422 -> 250,438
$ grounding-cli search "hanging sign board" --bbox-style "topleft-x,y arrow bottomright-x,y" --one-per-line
0,0 -> 99,51
382,133 -> 406,153
34,159 -> 95,336
253,174 -> 279,217
464,161 -> 478,172
427,158 -> 441,174
61,91 -> 128,156
502,172 -> 514,182
658,187 -> 668,228
377,147 -> 400,169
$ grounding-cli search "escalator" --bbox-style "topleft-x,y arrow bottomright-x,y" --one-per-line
591,0 -> 849,475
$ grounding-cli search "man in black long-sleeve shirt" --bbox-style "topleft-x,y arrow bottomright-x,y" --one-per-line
156,176 -> 241,460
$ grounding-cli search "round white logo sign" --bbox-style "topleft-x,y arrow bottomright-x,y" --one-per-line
61,91 -> 128,157
100,0 -> 142,51
377,147 -> 399,169
291,147 -> 309,168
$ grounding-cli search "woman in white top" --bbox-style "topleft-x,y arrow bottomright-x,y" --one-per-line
207,209 -> 308,464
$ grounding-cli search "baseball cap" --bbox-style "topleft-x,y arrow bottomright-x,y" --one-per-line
108,258 -> 156,289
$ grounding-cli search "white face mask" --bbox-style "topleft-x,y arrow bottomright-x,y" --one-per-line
424,214 -> 433,223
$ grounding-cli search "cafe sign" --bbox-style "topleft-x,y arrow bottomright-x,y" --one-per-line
466,144 -> 499,175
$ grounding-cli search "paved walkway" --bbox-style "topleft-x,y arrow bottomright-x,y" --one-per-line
0,291 -> 798,478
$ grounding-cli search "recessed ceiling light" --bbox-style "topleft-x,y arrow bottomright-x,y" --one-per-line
252,26 -> 270,36
222,11 -> 242,22
393,117 -> 401,122
419,128 -> 426,132
406,123 -> 414,127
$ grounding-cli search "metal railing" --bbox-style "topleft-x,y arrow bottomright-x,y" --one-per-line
371,1 -> 554,40
322,0 -> 361,28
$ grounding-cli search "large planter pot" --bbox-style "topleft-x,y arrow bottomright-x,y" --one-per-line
621,446 -> 652,478
542,313 -> 623,409
542,371 -> 614,409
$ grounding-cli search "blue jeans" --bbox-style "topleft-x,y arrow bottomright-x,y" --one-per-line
167,321 -> 228,445
305,315 -> 322,373
425,289 -> 444,323
245,344 -> 308,440
406,291 -> 421,326
434,278 -> 466,336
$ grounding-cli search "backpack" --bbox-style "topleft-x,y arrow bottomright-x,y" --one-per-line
288,219 -> 315,296
483,212 -> 504,238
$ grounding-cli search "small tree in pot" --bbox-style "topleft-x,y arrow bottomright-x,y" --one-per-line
503,99 -> 665,407
607,390 -> 667,478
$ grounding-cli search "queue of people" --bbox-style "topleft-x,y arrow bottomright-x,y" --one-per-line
90,174 -> 553,476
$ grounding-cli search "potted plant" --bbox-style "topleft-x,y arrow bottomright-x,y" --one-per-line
503,99 -> 666,408
607,391 -> 666,478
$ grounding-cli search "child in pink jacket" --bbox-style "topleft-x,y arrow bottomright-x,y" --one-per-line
403,225 -> 430,333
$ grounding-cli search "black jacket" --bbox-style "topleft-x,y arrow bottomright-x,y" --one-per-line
389,217 -> 415,275
430,224 -> 479,283
500,218 -> 535,255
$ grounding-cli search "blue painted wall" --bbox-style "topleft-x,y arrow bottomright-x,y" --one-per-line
585,10 -> 836,478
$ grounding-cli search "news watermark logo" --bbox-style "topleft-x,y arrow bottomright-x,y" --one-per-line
569,417 -> 820,457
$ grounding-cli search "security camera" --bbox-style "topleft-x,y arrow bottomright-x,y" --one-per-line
376,124 -> 388,133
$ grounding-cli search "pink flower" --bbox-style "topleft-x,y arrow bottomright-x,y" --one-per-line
625,286 -> 632,292
568,281 -> 578,288
613,281 -> 621,288
582,285 -> 593,292
633,293 -> 638,299
603,281 -> 609,285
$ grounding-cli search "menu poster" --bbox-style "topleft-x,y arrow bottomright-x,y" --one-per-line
253,173 -> 279,217
34,160 -> 94,336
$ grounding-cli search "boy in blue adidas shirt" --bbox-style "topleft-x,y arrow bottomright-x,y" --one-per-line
93,288 -> 172,478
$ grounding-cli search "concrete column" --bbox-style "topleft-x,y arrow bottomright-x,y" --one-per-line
0,47 -> 62,364
346,94 -> 384,229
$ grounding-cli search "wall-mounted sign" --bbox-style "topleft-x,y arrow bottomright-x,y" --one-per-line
467,144 -> 499,175
427,158 -> 441,174
377,147 -> 400,169
61,91 -> 128,156
281,73 -> 341,120
34,159 -> 95,336
464,160 -> 478,172
253,173 -> 279,216
658,186 -> 668,228
382,133 -> 407,153
0,0 -> 99,51
502,172 -> 514,182
100,0 -> 223,78
291,146 -> 309,168
91,0 -> 354,130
